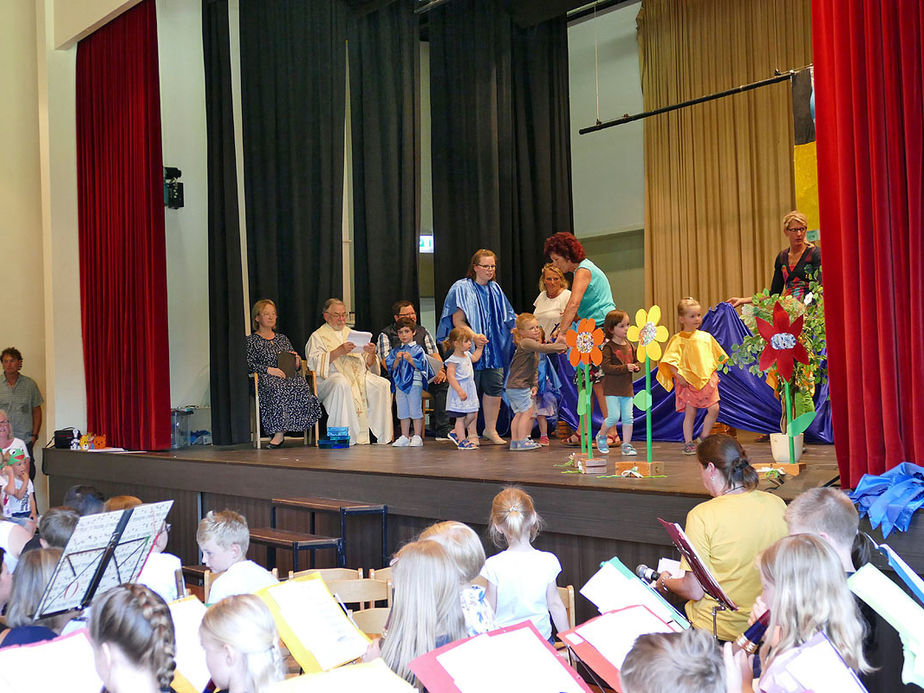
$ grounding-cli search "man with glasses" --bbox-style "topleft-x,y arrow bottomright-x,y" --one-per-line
377,300 -> 452,441
305,298 -> 393,445
0,347 -> 43,480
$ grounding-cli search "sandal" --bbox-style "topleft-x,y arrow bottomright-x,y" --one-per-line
607,434 -> 621,447
562,434 -> 582,447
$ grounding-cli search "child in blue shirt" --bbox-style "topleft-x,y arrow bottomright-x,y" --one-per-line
386,317 -> 435,447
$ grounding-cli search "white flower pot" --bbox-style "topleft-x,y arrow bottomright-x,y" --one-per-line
770,433 -> 804,464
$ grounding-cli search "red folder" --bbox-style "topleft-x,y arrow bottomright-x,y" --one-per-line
557,604 -> 680,692
409,621 -> 591,693
658,517 -> 737,610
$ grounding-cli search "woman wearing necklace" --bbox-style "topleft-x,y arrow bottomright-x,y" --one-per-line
727,210 -> 821,308
656,435 -> 787,641
532,264 -> 571,339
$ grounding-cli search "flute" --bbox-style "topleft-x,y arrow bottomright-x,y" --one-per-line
734,609 -> 770,654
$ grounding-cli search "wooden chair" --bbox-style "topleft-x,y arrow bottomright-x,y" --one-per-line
558,584 -> 576,631
351,607 -> 391,638
368,566 -> 391,582
289,567 -> 363,582
326,577 -> 391,610
181,565 -> 215,603
251,363 -> 320,449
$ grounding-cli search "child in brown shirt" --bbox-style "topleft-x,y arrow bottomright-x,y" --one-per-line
599,310 -> 640,455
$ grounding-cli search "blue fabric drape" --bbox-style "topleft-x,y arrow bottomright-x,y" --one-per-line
554,303 -> 833,443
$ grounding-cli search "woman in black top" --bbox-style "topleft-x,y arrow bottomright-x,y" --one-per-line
728,210 -> 821,308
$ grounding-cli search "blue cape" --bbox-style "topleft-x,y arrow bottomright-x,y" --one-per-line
437,278 -> 516,369
385,343 -> 435,394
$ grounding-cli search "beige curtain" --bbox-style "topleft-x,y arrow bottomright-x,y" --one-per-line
637,0 -> 812,333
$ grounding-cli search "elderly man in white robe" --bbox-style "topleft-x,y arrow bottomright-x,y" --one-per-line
305,299 -> 393,445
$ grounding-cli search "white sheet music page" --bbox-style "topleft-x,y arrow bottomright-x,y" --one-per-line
169,596 -> 211,692
575,606 -> 674,669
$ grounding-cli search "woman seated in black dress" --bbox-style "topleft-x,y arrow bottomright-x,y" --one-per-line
247,299 -> 322,449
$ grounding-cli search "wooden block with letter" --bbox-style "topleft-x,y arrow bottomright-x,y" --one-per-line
764,461 -> 806,476
614,460 -> 664,476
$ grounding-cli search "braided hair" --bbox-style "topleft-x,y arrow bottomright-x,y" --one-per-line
90,583 -> 176,691
695,434 -> 759,491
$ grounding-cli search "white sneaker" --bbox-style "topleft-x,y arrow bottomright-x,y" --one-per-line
409,435 -> 423,447
392,435 -> 411,447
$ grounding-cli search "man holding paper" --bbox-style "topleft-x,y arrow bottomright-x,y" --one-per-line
305,299 -> 393,445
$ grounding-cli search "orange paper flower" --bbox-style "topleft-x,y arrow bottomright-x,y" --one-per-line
565,318 -> 605,368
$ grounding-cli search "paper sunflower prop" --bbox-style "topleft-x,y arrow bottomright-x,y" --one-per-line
755,302 -> 810,383
565,318 -> 604,368
627,306 -> 669,362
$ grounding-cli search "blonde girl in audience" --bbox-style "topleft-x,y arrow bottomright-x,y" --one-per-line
481,487 -> 568,642
420,521 -> 496,635
656,297 -> 728,455
0,548 -> 69,648
751,534 -> 870,691
443,326 -> 484,450
89,583 -> 176,693
377,539 -> 467,688
199,594 -> 285,693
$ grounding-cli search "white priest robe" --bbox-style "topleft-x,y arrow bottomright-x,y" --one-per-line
305,323 -> 393,445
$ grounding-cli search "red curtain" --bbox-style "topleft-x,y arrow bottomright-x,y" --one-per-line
813,0 -> 924,487
76,0 -> 171,450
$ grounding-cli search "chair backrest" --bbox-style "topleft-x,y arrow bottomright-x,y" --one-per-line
289,567 -> 363,581
327,578 -> 391,610
558,584 -> 576,630
368,566 -> 391,582
203,569 -> 215,604
350,606 -> 391,637
472,575 -> 488,589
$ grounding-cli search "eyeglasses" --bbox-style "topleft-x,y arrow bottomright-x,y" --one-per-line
327,312 -> 347,319
0,420 -> 9,426
477,264 -> 496,269
787,226 -> 807,233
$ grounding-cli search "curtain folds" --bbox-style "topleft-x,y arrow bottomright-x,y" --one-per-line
76,0 -> 171,450
637,0 -> 812,333
239,0 -> 347,348
203,0 -> 251,445
813,0 -> 924,488
349,0 -> 420,332
429,1 -> 573,314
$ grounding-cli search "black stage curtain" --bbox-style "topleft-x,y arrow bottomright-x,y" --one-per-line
349,0 -> 420,333
239,0 -> 347,348
202,0 -> 250,445
430,1 -> 573,315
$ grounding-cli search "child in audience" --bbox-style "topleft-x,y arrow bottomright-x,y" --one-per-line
200,594 -> 285,693
420,521 -> 496,635
197,509 -> 277,605
139,519 -> 183,604
621,628 -> 727,693
2,449 -> 37,530
598,309 -> 640,455
752,534 -> 870,691
62,484 -> 105,516
534,327 -> 562,446
104,494 -> 143,511
377,539 -> 467,687
481,487 -> 568,642
0,548 -> 70,648
657,297 -> 728,454
386,317 -> 435,448
443,326 -> 484,450
784,487 -> 862,572
38,506 -> 80,548
505,314 -> 567,451
89,583 -> 176,693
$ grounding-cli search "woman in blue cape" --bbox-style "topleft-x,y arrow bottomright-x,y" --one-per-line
436,249 -> 516,445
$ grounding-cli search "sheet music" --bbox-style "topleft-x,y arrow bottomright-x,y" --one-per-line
877,544 -> 924,607
0,629 -> 103,692
266,660 -> 416,692
760,631 -> 868,693
580,561 -> 689,628
36,501 -> 173,617
347,331 -> 373,354
573,606 -> 676,669
263,577 -> 369,671
435,627 -> 585,693
169,596 -> 212,693
848,564 -> 924,650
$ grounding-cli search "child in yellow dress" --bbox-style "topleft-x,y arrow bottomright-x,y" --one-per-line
657,298 -> 728,455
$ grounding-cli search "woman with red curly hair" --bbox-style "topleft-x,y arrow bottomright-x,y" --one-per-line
544,232 -> 617,447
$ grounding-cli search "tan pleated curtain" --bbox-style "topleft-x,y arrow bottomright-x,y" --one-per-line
637,0 -> 812,333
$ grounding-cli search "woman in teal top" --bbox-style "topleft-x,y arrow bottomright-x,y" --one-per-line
544,232 -> 618,446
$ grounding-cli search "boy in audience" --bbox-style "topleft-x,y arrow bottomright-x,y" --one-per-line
38,506 -> 80,548
621,629 -> 727,693
62,484 -> 105,516
197,509 -> 277,605
784,487 -> 858,571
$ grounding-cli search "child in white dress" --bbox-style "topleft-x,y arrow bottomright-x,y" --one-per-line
443,326 -> 484,450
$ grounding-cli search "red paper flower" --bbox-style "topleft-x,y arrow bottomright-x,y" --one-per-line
755,301 -> 810,383
565,318 -> 605,368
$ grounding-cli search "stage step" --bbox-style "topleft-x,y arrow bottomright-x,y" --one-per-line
271,496 -> 388,569
248,527 -> 343,572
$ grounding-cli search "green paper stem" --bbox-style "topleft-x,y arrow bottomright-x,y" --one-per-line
783,379 -> 795,464
584,364 -> 593,460
645,354 -> 652,464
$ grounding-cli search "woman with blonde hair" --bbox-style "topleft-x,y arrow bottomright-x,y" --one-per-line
0,548 -> 70,647
755,533 -> 870,689
89,583 -> 176,693
247,298 -> 322,448
533,263 -> 571,338
378,539 -> 467,687
199,594 -> 285,693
